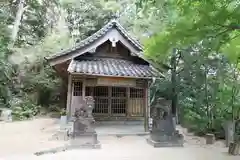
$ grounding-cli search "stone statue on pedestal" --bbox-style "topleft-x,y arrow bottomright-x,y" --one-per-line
70,96 -> 100,148
34,97 -> 100,156
147,98 -> 183,147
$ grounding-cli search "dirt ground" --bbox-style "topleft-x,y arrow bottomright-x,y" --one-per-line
0,118 -> 239,160
0,118 -> 64,156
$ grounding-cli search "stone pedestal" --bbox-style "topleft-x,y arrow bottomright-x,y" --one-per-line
205,133 -> 215,144
60,115 -> 68,130
147,130 -> 183,147
34,97 -> 101,156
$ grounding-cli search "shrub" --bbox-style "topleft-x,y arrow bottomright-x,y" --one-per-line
60,108 -> 67,116
10,96 -> 40,120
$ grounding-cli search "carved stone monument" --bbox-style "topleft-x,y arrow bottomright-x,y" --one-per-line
147,98 -> 184,147
69,96 -> 101,149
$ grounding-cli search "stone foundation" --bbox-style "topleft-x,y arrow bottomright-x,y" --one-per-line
69,132 -> 101,149
69,141 -> 101,149
146,138 -> 183,147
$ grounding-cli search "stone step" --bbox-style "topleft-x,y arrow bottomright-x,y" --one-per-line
95,120 -> 144,125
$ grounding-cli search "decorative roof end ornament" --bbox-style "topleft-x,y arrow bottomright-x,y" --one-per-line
109,37 -> 119,47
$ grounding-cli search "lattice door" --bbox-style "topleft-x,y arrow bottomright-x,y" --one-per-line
111,87 -> 127,116
92,86 -> 109,115
129,88 -> 144,116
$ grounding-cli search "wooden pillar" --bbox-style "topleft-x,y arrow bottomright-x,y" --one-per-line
82,78 -> 86,98
144,86 -> 149,132
127,87 -> 130,118
66,74 -> 72,120
108,86 -> 112,117
147,87 -> 151,130
144,80 -> 151,132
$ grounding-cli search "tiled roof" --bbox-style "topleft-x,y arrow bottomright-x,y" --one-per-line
46,19 -> 143,60
67,58 -> 162,78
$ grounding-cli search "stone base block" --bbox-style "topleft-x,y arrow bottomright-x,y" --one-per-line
67,141 -> 101,149
205,133 -> 215,145
69,133 -> 100,149
146,138 -> 183,148
70,139 -> 100,148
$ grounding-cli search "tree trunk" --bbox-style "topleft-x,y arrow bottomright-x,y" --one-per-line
171,48 -> 177,116
10,0 -> 26,46
224,121 -> 235,147
228,59 -> 240,154
171,49 -> 180,128
204,66 -> 211,130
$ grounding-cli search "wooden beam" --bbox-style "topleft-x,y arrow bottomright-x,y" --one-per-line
70,72 -> 159,79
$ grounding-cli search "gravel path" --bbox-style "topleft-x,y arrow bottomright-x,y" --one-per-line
0,118 -> 239,160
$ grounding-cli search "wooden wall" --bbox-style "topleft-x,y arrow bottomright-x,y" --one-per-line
67,75 -> 149,122
95,40 -> 130,59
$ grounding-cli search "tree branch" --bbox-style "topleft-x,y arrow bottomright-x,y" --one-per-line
217,24 -> 240,30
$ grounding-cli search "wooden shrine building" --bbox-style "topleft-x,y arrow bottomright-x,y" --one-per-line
45,19 -> 163,131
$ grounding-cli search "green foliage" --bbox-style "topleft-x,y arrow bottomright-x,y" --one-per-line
137,0 -> 240,137
0,0 -> 143,119
60,108 -> 67,116
149,46 -> 240,136
10,96 -> 41,120
61,0 -> 113,42
140,0 -> 240,61
21,58 -> 61,106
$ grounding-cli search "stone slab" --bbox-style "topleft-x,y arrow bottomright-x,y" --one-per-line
70,133 -> 98,145
146,138 -> 183,148
34,143 -> 101,156
67,142 -> 101,149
